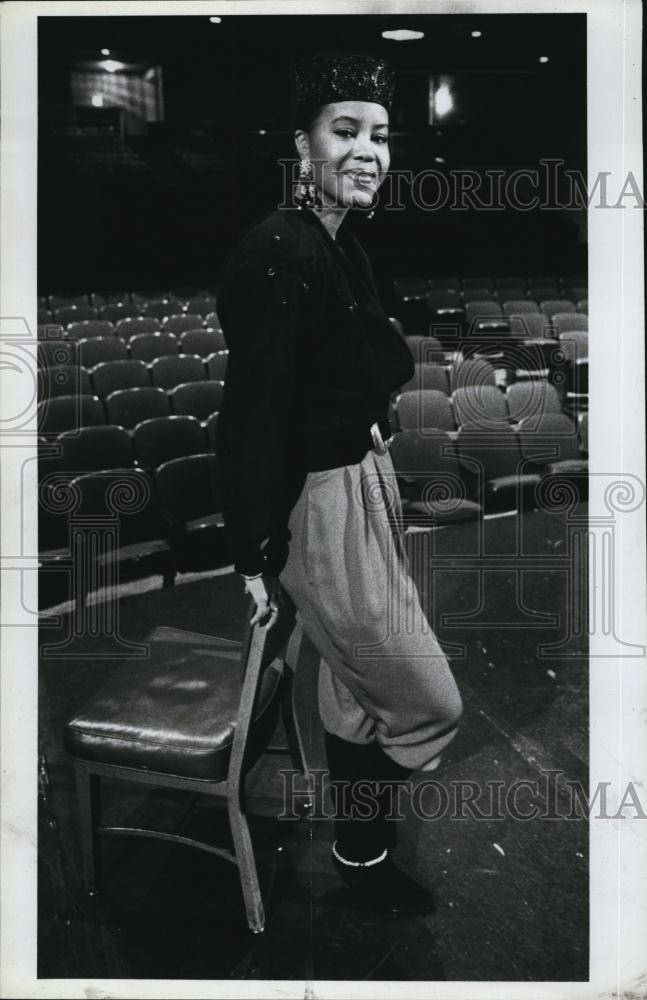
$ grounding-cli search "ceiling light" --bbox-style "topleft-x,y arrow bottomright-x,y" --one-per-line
101,48 -> 110,56
471,30 -> 482,38
434,156 -> 445,164
539,56 -> 549,63
381,29 -> 424,41
101,59 -> 122,73
91,94 -> 104,107
209,16 -> 222,23
434,84 -> 453,118
258,130 -> 267,135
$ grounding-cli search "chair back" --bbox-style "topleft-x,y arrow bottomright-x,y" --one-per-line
229,596 -> 299,780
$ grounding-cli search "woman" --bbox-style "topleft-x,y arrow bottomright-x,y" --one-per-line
216,51 -> 463,914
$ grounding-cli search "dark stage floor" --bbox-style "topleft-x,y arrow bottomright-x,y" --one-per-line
38,505 -> 589,983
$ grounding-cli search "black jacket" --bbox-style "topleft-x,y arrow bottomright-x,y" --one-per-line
215,206 -> 415,577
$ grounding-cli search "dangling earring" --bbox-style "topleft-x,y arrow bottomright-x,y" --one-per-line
366,193 -> 378,221
297,158 -> 321,210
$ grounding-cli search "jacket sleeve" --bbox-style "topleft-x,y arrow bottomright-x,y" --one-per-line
215,251 -> 311,576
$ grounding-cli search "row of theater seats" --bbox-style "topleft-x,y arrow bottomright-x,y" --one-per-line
38,287 -> 219,311
37,284 -> 589,610
38,355 -> 228,400
39,417 -> 225,565
394,274 -> 587,299
394,381 -> 589,437
389,420 -> 587,526
38,329 -> 226,367
39,303 -> 220,331
38,383 -> 223,436
39,453 -> 231,609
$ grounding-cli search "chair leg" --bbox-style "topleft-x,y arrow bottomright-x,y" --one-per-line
74,764 -> 102,893
280,666 -> 309,780
227,783 -> 265,934
281,620 -> 310,780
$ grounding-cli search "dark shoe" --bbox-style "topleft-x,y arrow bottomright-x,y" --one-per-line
324,731 -> 414,858
331,845 -> 435,916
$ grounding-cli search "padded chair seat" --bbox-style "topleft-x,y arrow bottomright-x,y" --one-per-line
64,627 -> 283,781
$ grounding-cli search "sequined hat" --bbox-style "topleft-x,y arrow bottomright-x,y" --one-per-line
292,51 -> 395,122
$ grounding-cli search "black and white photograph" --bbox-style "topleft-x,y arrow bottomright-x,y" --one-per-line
0,1 -> 645,997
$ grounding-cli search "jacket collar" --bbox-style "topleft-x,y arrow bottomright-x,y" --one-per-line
290,207 -> 391,325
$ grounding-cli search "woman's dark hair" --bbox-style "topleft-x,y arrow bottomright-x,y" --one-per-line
292,103 -> 323,136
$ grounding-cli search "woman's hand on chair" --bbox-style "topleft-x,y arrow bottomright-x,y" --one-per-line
242,573 -> 285,630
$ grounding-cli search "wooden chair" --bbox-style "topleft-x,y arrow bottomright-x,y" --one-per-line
64,597 -> 309,933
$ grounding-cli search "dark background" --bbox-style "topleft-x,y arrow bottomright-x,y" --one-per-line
38,13 -> 587,296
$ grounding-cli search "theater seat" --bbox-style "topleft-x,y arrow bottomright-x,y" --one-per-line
116,317 -> 161,339
395,389 -> 455,433
170,381 -> 224,420
150,354 -> 206,391
66,320 -> 115,341
205,411 -> 219,449
502,300 -> 539,316
552,313 -> 588,333
68,467 -> 173,587
38,364 -> 92,400
105,387 -> 170,428
141,299 -> 177,322
509,313 -> 556,340
164,313 -> 205,336
91,359 -> 151,397
462,276 -> 493,290
428,277 -> 460,291
516,413 -> 588,505
404,336 -> 445,364
540,300 -> 577,320
456,426 -> 541,512
54,305 -> 98,326
183,295 -> 219,317
77,337 -> 128,368
506,380 -> 563,426
390,429 -> 483,525
101,303 -> 142,324
180,328 -> 227,356
129,332 -> 179,363
461,288 -> 495,304
400,362 -> 449,395
37,395 -> 105,436
452,385 -> 509,430
156,453 -> 230,571
497,288 -> 529,305
206,352 -> 228,381
450,357 -> 498,391
133,415 -> 206,469
394,277 -> 428,300
131,289 -> 172,304
38,339 -> 76,369
49,293 -> 90,310
557,331 -> 588,365
59,425 -> 135,473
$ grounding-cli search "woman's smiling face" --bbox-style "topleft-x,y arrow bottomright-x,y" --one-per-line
295,100 -> 390,210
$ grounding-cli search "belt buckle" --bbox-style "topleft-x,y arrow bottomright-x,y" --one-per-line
370,421 -> 388,455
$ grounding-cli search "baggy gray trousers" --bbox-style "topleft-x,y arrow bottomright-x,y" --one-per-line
278,445 -> 463,770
